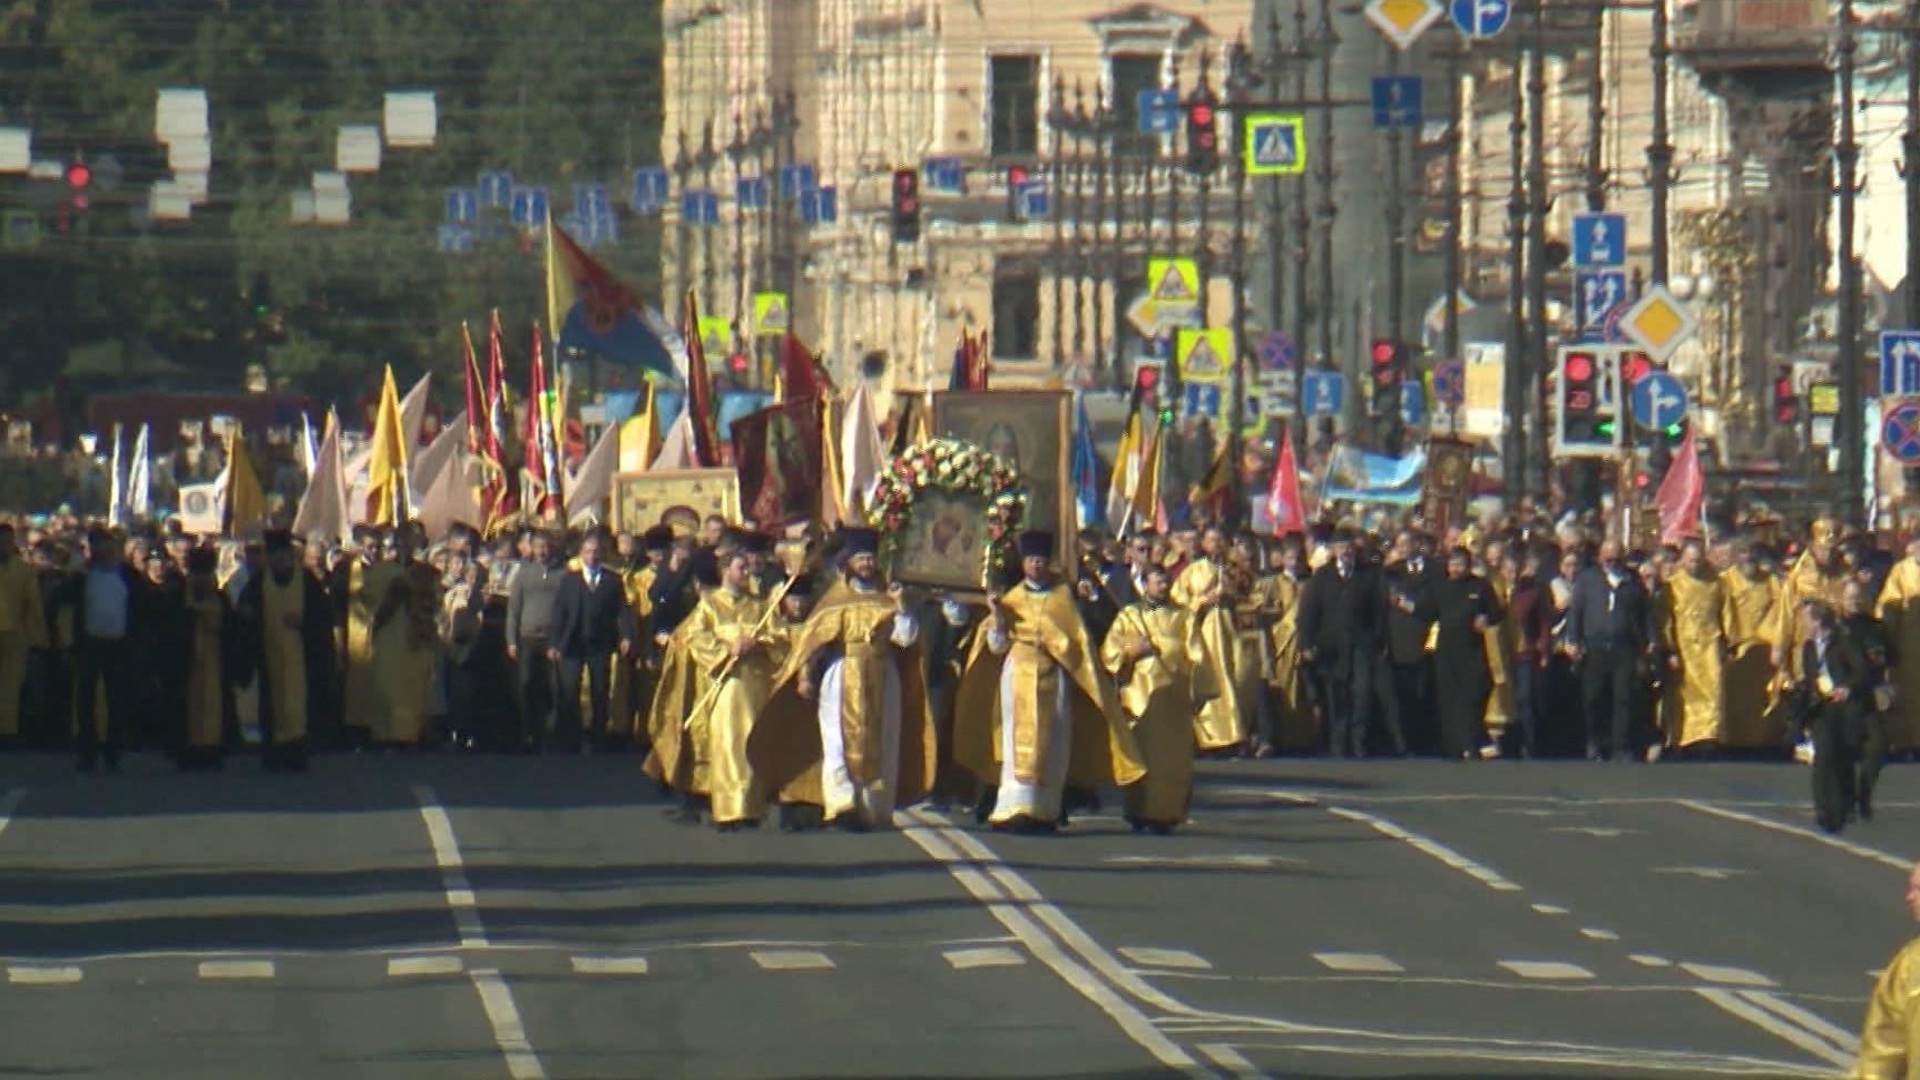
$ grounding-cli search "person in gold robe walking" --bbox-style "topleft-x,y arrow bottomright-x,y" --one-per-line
1101,564 -> 1201,833
1170,526 -> 1241,753
1265,540 -> 1316,753
237,531 -> 335,772
1876,536 -> 1920,752
953,531 -> 1145,835
1721,542 -> 1785,749
369,528 -> 440,747
1662,540 -> 1726,754
178,548 -> 231,771
0,523 -> 46,744
1851,859 -> 1920,1078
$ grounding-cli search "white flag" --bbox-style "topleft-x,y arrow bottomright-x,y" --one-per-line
127,424 -> 151,520
564,420 -> 621,527
292,410 -> 351,544
106,423 -> 126,528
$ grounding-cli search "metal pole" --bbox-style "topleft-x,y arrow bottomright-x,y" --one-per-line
1386,45 -> 1407,350
1443,41 -> 1464,431
1587,12 -> 1607,213
1905,0 -> 1920,321
1315,0 -> 1338,379
1838,0 -> 1865,520
1503,27 -> 1530,492
1648,0 -> 1673,284
1291,0 -> 1313,437
1526,3 -> 1551,499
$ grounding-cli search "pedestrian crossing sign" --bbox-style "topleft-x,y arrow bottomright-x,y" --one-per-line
1146,256 -> 1200,315
1245,114 -> 1307,176
1176,327 -> 1233,382
752,291 -> 789,336
697,315 -> 732,358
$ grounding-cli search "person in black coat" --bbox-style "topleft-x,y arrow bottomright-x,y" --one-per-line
1565,541 -> 1652,763
547,531 -> 637,753
1423,547 -> 1504,760
1797,599 -> 1875,833
1380,531 -> 1439,755
71,529 -> 147,772
1299,528 -> 1396,757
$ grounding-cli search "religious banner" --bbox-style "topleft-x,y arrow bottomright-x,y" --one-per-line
610,468 -> 740,536
1421,437 -> 1475,538
729,396 -> 825,529
869,437 -> 1027,593
931,389 -> 1074,546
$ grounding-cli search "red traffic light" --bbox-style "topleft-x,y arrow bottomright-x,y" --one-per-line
728,353 -> 749,374
1624,352 -> 1652,385
1007,164 -> 1028,189
1135,365 -> 1160,392
64,161 -> 90,188
1187,102 -> 1214,127
1371,339 -> 1395,366
1563,352 -> 1594,383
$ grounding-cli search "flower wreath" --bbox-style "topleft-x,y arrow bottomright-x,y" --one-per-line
866,437 -> 1028,529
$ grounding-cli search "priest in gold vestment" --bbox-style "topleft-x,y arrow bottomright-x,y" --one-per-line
1852,860 -> 1920,1079
1721,544 -> 1785,748
178,548 -> 231,771
1101,565 -> 1202,833
1170,526 -> 1242,752
1265,544 -> 1315,752
0,523 -> 46,742
366,530 -> 439,746
953,531 -> 1145,834
754,529 -> 934,831
1877,537 -> 1920,751
644,548 -> 791,831
237,531 -> 334,772
1661,540 -> 1725,751
1775,519 -> 1849,677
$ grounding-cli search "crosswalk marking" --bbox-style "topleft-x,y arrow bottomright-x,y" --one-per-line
1630,954 -> 1673,968
198,960 -> 275,980
943,947 -> 1026,970
388,955 -> 464,977
1499,960 -> 1595,981
1531,903 -> 1570,915
7,965 -> 81,985
1119,947 -> 1212,971
1580,928 -> 1621,941
1311,952 -> 1405,974
570,957 -> 650,976
1681,962 -> 1776,987
750,950 -> 835,971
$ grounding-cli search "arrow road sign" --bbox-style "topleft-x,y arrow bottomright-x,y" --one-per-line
1571,212 -> 1626,268
1884,399 -> 1920,463
1576,270 -> 1628,335
1302,370 -> 1346,417
1432,359 -> 1464,406
1371,76 -> 1423,129
1450,0 -> 1512,37
1136,88 -> 1180,135
1630,370 -> 1688,431
1880,330 -> 1920,396
1400,379 -> 1426,426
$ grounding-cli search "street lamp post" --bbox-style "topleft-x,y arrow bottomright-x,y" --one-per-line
1837,0 -> 1865,520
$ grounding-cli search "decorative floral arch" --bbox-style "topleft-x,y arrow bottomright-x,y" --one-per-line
867,437 -> 1028,528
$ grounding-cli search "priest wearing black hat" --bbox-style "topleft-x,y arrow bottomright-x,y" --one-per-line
235,530 -> 335,771
951,530 -> 1145,834
754,526 -> 936,832
177,546 -> 233,770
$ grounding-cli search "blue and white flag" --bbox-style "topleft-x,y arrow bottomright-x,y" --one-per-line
1321,445 -> 1426,506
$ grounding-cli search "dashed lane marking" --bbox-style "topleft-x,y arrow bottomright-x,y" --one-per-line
197,960 -> 275,980
1630,955 -> 1673,968
1311,953 -> 1405,974
749,950 -> 835,971
1531,903 -> 1569,915
569,957 -> 650,976
1680,963 -> 1777,988
388,955 -> 464,977
1121,948 -> 1213,971
1580,929 -> 1620,942
7,965 -> 80,985
943,947 -> 1027,971
1498,961 -> 1595,981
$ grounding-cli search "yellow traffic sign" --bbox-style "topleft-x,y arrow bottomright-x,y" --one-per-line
1364,0 -> 1443,50
752,291 -> 789,336
1146,256 -> 1200,313
1620,285 -> 1698,363
1177,327 -> 1233,381
1244,114 -> 1307,177
697,315 -> 732,358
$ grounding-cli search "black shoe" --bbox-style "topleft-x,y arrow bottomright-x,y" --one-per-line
663,805 -> 703,826
829,813 -> 869,834
779,804 -> 825,832
1147,823 -> 1174,836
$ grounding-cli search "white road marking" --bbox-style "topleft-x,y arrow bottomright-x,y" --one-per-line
1694,988 -> 1854,1070
1531,903 -> 1569,915
1103,854 -> 1302,869
471,968 -> 547,1080
1738,990 -> 1860,1053
943,946 -> 1026,970
410,787 -> 547,1080
1311,952 -> 1405,974
1211,1034 -> 1834,1077
1580,929 -> 1621,942
1322,806 -> 1522,892
388,955 -> 464,977
7,965 -> 80,985
197,959 -> 275,980
1630,954 -> 1673,968
1549,826 -> 1635,838
1650,866 -> 1752,881
749,950 -> 835,971
0,790 -> 24,841
1122,947 -> 1213,971
1676,800 -> 1910,871
1680,962 -> 1777,988
569,956 -> 650,976
1493,807 -> 1583,817
1498,961 -> 1595,981
898,810 -> 1215,1076
1197,1042 -> 1272,1080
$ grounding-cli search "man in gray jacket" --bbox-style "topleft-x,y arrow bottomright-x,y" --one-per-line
506,531 -> 565,752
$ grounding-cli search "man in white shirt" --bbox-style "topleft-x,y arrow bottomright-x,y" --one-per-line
75,529 -> 137,773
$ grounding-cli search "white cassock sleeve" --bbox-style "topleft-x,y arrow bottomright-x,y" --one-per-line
889,609 -> 919,648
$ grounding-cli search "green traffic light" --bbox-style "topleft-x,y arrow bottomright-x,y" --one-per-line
1595,419 -> 1615,436
1664,423 -> 1683,438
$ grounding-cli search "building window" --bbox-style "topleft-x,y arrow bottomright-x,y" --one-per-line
1108,53 -> 1163,158
991,262 -> 1041,360
988,55 -> 1041,158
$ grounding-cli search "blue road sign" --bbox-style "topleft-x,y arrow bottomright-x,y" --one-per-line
1432,359 -> 1465,407
1302,370 -> 1346,417
631,167 -> 670,211
1886,400 -> 1920,462
1571,211 -> 1627,268
1016,180 -> 1049,220
800,185 -> 837,224
478,169 -> 513,209
1246,115 -> 1306,175
1880,330 -> 1920,396
923,155 -> 963,192
1630,370 -> 1688,431
1576,270 -> 1629,333
780,163 -> 817,199
1371,76 -> 1423,129
1400,379 -> 1426,426
436,223 -> 474,254
444,188 -> 478,224
737,177 -> 769,210
508,186 -> 548,227
1258,331 -> 1297,373
1182,381 -> 1224,420
1136,88 -> 1180,134
681,188 -> 720,225
1450,0 -> 1512,38
574,183 -> 611,222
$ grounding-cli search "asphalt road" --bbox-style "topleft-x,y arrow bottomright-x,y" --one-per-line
0,751 -> 1905,1079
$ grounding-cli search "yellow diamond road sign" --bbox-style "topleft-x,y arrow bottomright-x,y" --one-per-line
1620,285 -> 1698,362
1364,0 -> 1443,50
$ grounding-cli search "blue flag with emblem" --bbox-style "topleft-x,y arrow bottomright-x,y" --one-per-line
1071,395 -> 1101,530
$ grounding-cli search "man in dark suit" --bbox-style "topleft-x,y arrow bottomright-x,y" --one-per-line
1380,530 -> 1439,755
547,531 -> 637,753
1798,599 -> 1874,834
73,529 -> 146,772
1565,541 -> 1652,762
1299,528 -> 1397,758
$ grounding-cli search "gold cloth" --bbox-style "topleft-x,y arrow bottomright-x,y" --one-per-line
1233,574 -> 1281,741
1854,934 -> 1920,1079
1264,572 -> 1316,750
1879,557 -> 1920,750
753,584 -> 935,810
1777,551 -> 1847,677
1482,570 -> 1515,736
261,571 -> 309,743
1721,568 -> 1785,748
1663,570 -> 1725,747
366,561 -> 438,744
952,583 -> 1145,791
1171,559 -> 1241,750
184,590 -> 226,750
0,558 -> 44,736
343,560 -> 387,732
1101,602 -> 1199,826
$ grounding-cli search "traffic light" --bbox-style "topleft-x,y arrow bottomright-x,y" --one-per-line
1772,371 -> 1801,425
1004,163 -> 1029,219
1133,361 -> 1162,400
64,157 -> 91,211
1368,340 -> 1408,454
1555,346 -> 1617,452
1184,98 -> 1218,174
890,167 -> 920,244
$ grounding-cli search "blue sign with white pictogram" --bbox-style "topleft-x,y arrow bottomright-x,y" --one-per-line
737,177 -> 768,210
574,183 -> 612,222
436,223 -> 474,253
1302,370 -> 1346,417
1400,379 -> 1426,426
1576,270 -> 1629,335
1881,330 -> 1920,396
1016,181 -> 1049,221
1450,0 -> 1512,38
1182,381 -> 1223,420
1371,76 -> 1423,129
631,167 -> 670,211
1136,88 -> 1180,134
1258,331 -> 1296,372
923,156 -> 963,192
1246,115 -> 1306,175
509,186 -> 548,227
1571,211 -> 1626,268
445,188 -> 477,223
681,189 -> 720,225
1432,359 -> 1465,407
780,163 -> 817,199
1630,370 -> 1688,431
478,170 -> 513,209
800,185 -> 837,224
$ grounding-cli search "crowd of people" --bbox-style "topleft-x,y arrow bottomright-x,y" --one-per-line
0,501 -> 1906,835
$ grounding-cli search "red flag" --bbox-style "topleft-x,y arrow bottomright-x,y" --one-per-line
683,290 -> 722,468
1652,428 -> 1705,546
779,333 -> 829,401
523,325 -> 559,520
1266,428 -> 1307,537
480,312 -> 515,528
461,323 -> 485,455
